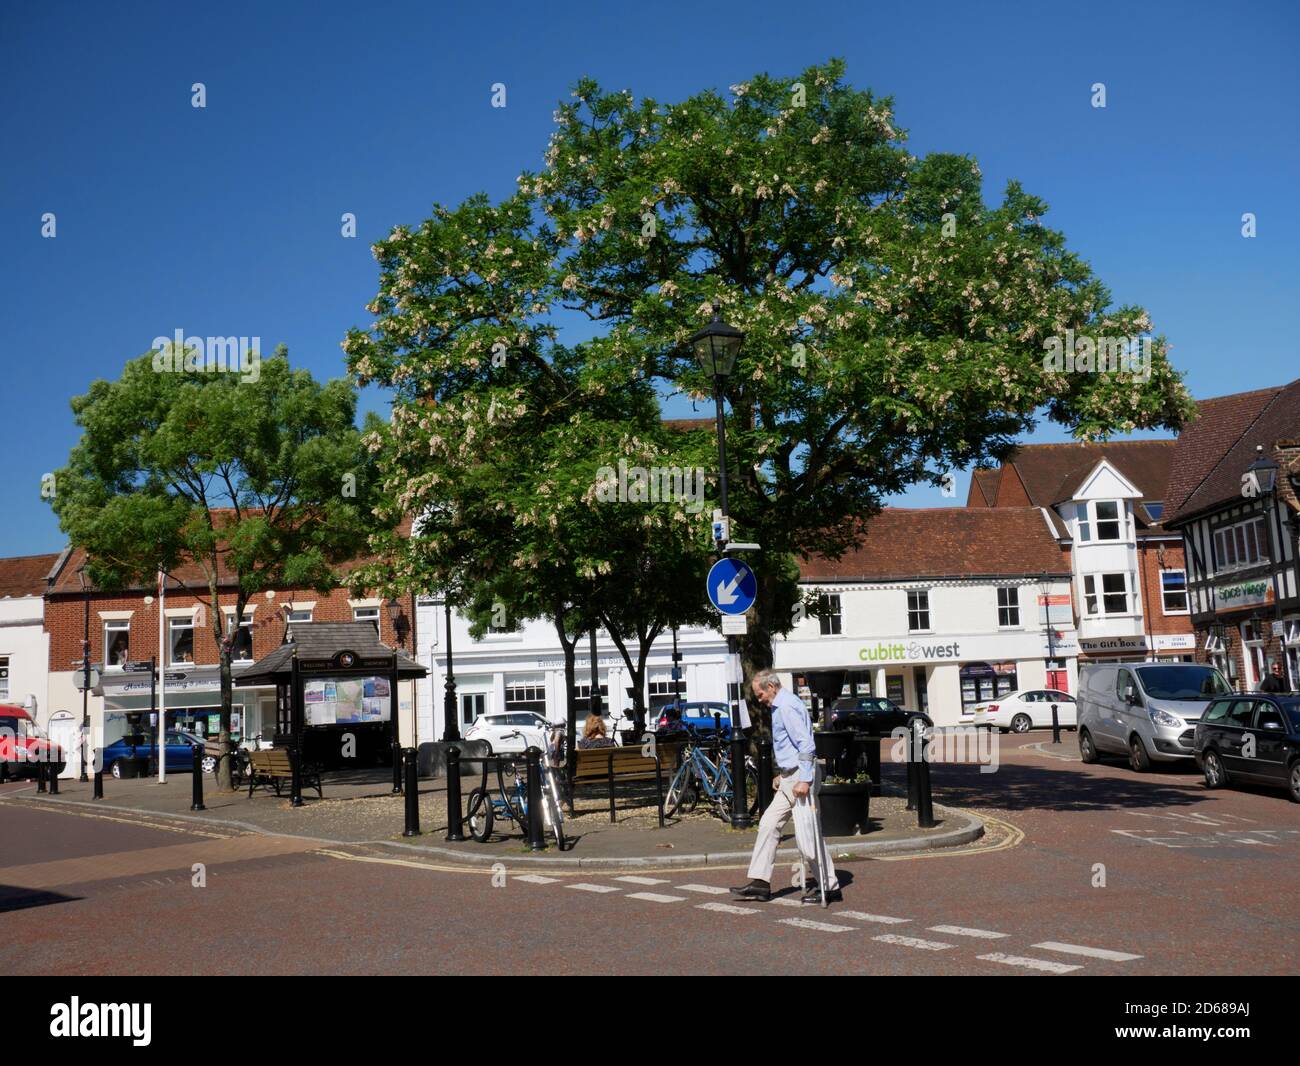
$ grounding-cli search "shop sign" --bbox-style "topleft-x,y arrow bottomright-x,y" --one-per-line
1154,633 -> 1196,651
858,640 -> 961,664
1079,636 -> 1148,654
1215,579 -> 1272,611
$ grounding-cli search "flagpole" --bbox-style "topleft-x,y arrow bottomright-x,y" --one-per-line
157,570 -> 167,784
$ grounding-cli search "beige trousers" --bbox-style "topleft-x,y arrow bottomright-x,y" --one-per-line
746,774 -> 840,890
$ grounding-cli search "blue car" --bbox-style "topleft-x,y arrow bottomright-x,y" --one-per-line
656,701 -> 732,738
101,730 -> 204,778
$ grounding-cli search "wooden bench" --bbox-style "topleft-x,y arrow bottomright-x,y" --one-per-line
569,744 -> 682,826
246,748 -> 322,799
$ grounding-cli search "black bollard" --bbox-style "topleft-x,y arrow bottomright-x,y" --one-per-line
391,739 -> 402,795
0,756 -> 6,784
729,730 -> 751,829
93,750 -> 104,800
445,745 -> 465,842
905,726 -> 917,811
915,720 -> 936,828
48,757 -> 59,795
36,758 -> 47,793
402,748 -> 420,837
756,737 -> 773,816
1051,703 -> 1061,745
190,742 -> 205,811
525,746 -> 545,851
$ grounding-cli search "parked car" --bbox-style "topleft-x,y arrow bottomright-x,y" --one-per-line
463,711 -> 552,754
1077,662 -> 1232,771
655,701 -> 732,737
100,730 -> 205,778
971,689 -> 1077,733
1195,694 -> 1300,802
0,704 -> 65,778
825,696 -> 932,736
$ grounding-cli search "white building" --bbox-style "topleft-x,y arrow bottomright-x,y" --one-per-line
773,508 -> 1077,727
0,553 -> 62,768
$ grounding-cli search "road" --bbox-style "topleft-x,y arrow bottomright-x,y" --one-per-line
2,733 -> 1296,976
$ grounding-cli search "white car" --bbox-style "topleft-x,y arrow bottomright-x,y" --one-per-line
972,689 -> 1077,733
463,711 -> 553,754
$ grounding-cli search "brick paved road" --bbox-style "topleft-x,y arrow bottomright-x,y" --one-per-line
2,734 -> 1295,975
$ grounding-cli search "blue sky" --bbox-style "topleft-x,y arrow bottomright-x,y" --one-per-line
2,0 -> 1297,556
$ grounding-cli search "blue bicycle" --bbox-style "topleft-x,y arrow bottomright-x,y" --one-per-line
465,731 -> 566,849
663,730 -> 759,820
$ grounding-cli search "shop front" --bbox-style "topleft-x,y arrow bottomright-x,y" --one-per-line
95,663 -> 276,748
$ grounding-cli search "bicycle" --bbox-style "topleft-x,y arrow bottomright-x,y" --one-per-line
465,732 -> 566,850
663,728 -> 759,820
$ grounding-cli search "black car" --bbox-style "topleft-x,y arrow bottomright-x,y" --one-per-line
1194,694 -> 1300,802
825,696 -> 932,736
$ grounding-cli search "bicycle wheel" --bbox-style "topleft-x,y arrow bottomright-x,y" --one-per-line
744,764 -> 761,818
466,787 -> 494,843
543,774 -> 566,851
664,762 -> 694,817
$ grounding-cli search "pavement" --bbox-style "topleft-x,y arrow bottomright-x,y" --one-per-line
6,760 -> 981,869
3,730 -> 1296,976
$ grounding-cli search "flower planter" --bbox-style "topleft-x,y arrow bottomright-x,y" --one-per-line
818,781 -> 872,836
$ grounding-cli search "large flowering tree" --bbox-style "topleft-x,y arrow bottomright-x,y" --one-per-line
345,58 -> 1193,684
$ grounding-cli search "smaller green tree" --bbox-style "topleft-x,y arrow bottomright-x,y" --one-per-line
50,346 -> 380,789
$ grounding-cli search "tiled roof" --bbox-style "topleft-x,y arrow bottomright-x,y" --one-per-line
234,622 -> 425,685
1004,440 -> 1176,508
0,553 -> 61,599
1164,380 -> 1300,524
967,468 -> 999,507
799,508 -> 1068,582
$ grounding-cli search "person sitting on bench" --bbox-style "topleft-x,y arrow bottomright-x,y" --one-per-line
576,714 -> 615,750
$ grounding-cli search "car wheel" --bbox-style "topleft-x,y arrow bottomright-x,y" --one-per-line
1202,749 -> 1227,790
111,760 -> 123,780
1128,735 -> 1151,773
1010,714 -> 1032,734
201,755 -> 217,775
1079,729 -> 1099,764
1288,761 -> 1300,804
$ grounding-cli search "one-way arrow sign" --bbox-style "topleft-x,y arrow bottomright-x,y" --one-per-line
707,558 -> 757,616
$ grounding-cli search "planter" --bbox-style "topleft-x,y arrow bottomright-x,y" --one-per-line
814,730 -> 855,778
116,755 -> 149,779
818,781 -> 872,836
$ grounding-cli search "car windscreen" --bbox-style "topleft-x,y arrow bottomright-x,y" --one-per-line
1134,665 -> 1231,700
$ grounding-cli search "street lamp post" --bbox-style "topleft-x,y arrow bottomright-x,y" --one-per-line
688,301 -> 750,829
78,569 -> 90,782
1246,445 -> 1283,680
440,597 -> 459,743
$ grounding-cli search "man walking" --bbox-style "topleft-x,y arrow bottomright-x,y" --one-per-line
1259,660 -> 1288,693
731,670 -> 841,904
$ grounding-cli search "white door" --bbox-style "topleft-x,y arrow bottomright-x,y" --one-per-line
48,713 -> 80,778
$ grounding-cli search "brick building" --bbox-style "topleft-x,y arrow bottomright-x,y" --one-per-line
43,547 -> 419,760
1163,379 -> 1300,690
968,440 -> 1195,664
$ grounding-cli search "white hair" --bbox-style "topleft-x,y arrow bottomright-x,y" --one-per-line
751,669 -> 781,692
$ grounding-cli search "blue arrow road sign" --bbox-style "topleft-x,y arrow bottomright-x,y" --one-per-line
707,558 -> 757,615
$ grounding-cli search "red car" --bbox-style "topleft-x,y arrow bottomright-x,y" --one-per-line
0,704 -> 65,778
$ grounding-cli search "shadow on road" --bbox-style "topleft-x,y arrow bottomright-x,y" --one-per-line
0,885 -> 83,913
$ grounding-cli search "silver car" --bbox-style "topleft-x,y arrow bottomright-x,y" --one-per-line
1077,662 -> 1232,771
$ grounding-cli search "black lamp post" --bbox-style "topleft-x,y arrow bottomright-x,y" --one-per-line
688,301 -> 750,829
440,597 -> 459,742
1246,444 -> 1284,680
77,569 -> 90,782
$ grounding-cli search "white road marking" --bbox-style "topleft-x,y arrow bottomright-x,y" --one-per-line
1032,941 -> 1143,962
928,925 -> 1009,939
675,883 -> 730,895
626,892 -> 686,903
697,902 -> 761,916
872,934 -> 955,951
779,917 -> 855,933
770,897 -> 805,907
567,883 -> 621,893
613,875 -> 670,885
839,911 -> 911,924
978,952 -> 1081,974
514,874 -> 560,884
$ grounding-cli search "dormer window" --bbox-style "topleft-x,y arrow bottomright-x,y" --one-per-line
1095,501 -> 1123,541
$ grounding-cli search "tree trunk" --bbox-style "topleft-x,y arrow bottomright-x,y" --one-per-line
552,612 -> 578,789
737,573 -> 780,741
217,642 -> 234,791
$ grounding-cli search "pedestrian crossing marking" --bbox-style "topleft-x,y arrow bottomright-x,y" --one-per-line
626,892 -> 686,903
514,874 -> 560,884
566,882 -> 621,893
613,875 -> 670,885
675,883 -> 730,894
928,925 -> 1008,939
978,952 -> 1081,974
696,902 -> 760,916
1032,941 -> 1142,962
778,917 -> 854,933
872,933 -> 955,951
839,911 -> 911,924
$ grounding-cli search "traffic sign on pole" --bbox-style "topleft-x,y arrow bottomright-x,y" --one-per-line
707,558 -> 757,616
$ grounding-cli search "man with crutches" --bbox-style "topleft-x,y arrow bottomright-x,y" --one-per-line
731,670 -> 841,905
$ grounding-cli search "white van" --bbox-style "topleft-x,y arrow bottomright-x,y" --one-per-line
1077,662 -> 1232,771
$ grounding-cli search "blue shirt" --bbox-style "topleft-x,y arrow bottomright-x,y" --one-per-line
770,687 -> 816,783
